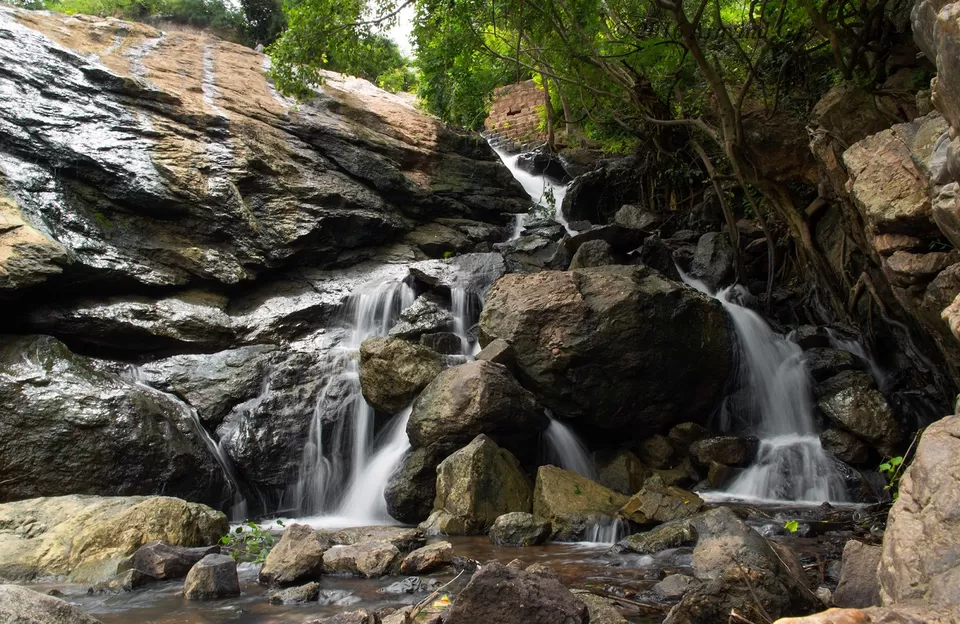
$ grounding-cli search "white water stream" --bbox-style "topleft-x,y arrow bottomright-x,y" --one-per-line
682,276 -> 848,504
492,147 -> 575,238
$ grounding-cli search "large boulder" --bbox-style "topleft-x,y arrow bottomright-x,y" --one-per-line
183,554 -> 240,600
688,232 -> 736,291
0,584 -> 103,624
532,466 -> 629,541
489,512 -> 552,547
878,414 -> 960,607
407,360 -> 547,459
122,541 -> 220,581
596,450 -> 648,495
818,382 -> 901,456
479,266 -> 731,435
399,541 -> 453,574
663,507 -> 817,624
421,435 -> 532,535
443,562 -> 590,624
613,521 -> 698,555
388,293 -> 453,339
0,335 -> 228,506
385,446 -> 448,524
259,524 -> 333,585
0,495 -> 226,583
358,337 -> 444,414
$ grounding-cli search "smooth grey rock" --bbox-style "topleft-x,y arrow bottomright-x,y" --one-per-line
0,584 -> 103,623
124,541 -> 220,581
259,524 -> 332,586
489,512 -> 551,547
654,574 -> 701,601
183,554 -> 240,600
833,540 -> 882,608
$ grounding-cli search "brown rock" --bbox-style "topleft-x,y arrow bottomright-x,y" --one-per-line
620,476 -> 703,525
399,541 -> 453,575
259,524 -> 332,586
833,540 -> 882,608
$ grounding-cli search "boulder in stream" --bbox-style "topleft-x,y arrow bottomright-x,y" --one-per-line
358,337 -> 444,414
532,466 -> 628,541
322,541 -> 400,578
619,475 -> 704,525
421,435 -> 532,535
399,541 -> 453,574
479,266 -> 731,436
0,495 -> 227,583
443,562 -> 589,624
259,524 -> 333,586
183,554 -> 240,600
489,512 -> 552,547
122,541 -> 220,581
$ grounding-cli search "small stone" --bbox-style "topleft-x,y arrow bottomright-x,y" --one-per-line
653,574 -> 700,600
399,541 -> 453,575
322,541 -> 400,578
268,582 -> 321,604
87,569 -> 158,594
476,338 -> 515,366
183,554 -> 240,600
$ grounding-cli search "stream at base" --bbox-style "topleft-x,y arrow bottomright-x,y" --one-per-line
31,537 -> 668,624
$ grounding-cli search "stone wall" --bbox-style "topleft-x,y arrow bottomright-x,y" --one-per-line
484,80 -> 547,151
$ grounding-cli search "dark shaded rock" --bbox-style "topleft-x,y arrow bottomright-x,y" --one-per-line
804,348 -> 863,382
787,326 -> 834,350
596,450 -> 648,495
124,541 -> 219,581
403,223 -> 472,258
820,429 -> 871,465
818,385 -> 901,456
494,232 -> 569,274
572,591 -> 630,624
407,361 -> 546,460
654,574 -> 701,601
421,435 -> 531,535
667,422 -> 708,452
443,563 -> 589,624
633,234 -> 681,281
815,370 -> 876,400
688,232 -> 735,291
706,462 -> 733,488
0,584 -> 103,624
689,436 -> 759,467
385,446 -> 448,524
419,332 -> 463,355
515,148 -> 570,181
183,554 -> 240,600
259,524 -> 332,586
637,435 -> 675,469
568,239 -> 616,269
833,540 -> 881,608
408,253 -> 506,294
562,224 -> 646,257
399,542 -> 453,574
613,521 -> 697,555
533,466 -> 628,541
0,335 -> 227,507
479,266 -> 731,435
358,337 -> 443,414
268,582 -> 321,604
489,512 -> 552,547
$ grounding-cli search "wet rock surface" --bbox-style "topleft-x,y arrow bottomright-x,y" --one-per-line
479,266 -> 732,435
532,466 -> 628,541
489,512 -> 552,547
0,495 -> 227,583
0,584 -> 104,624
259,524 -> 332,586
182,554 -> 240,600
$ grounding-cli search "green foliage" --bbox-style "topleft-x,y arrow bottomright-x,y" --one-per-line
219,519 -> 284,563
783,520 -> 800,534
879,456 -> 904,501
377,65 -> 418,93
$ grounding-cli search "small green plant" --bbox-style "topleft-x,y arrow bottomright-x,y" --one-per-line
442,250 -> 454,259
879,456 -> 904,501
573,484 -> 582,495
783,520 -> 800,534
219,519 -> 284,563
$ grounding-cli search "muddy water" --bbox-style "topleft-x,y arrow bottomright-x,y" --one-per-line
30,538 -> 682,624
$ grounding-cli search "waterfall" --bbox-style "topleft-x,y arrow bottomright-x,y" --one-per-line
583,517 -> 626,544
491,146 -> 575,236
294,279 -> 414,516
543,412 -> 597,479
123,367 -> 248,520
826,328 -> 887,389
683,278 -> 848,504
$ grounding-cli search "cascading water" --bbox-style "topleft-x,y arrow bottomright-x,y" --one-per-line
682,277 -> 848,504
826,328 -> 887,389
124,366 -> 248,519
492,146 -> 575,237
294,279 -> 414,518
543,412 -> 596,479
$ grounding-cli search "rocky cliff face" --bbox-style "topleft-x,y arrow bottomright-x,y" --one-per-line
0,7 -> 528,508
